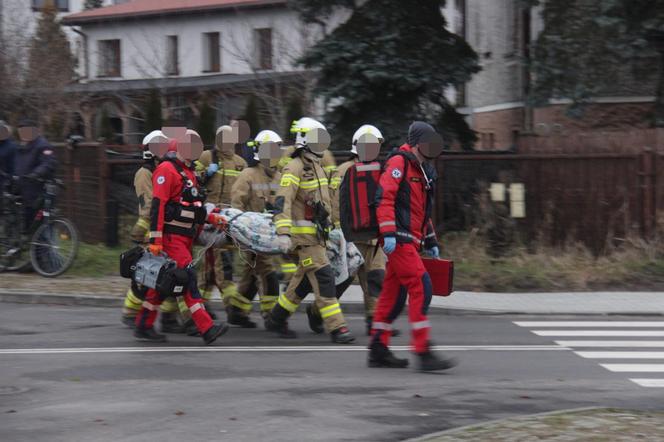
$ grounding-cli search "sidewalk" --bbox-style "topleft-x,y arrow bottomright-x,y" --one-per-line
0,273 -> 662,315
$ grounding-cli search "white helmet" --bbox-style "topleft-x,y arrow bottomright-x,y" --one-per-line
142,129 -> 166,146
250,130 -> 283,162
253,130 -> 283,146
290,117 -> 329,154
351,124 -> 384,155
142,130 -> 168,160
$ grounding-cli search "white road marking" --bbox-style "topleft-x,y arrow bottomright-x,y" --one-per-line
556,340 -> 664,347
600,364 -> 664,372
514,321 -> 664,328
518,322 -> 664,387
0,345 -> 570,355
534,330 -> 664,337
629,379 -> 664,387
575,351 -> 664,359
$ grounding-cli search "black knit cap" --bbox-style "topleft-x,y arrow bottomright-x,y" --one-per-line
407,121 -> 436,146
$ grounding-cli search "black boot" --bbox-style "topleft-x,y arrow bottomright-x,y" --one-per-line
331,326 -> 355,344
264,315 -> 297,338
160,313 -> 184,334
134,327 -> 167,343
183,319 -> 201,336
306,304 -> 324,334
368,342 -> 409,368
202,323 -> 230,345
122,314 -> 136,328
226,306 -> 257,328
418,351 -> 458,372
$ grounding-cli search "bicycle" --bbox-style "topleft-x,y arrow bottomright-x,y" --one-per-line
0,172 -> 79,277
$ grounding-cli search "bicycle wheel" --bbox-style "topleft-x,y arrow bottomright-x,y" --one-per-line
29,218 -> 79,277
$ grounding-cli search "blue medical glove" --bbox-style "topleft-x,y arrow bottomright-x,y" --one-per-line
206,163 -> 219,176
425,246 -> 439,258
382,237 -> 396,255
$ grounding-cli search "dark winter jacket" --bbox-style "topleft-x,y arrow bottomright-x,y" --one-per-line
0,138 -> 17,178
14,136 -> 57,203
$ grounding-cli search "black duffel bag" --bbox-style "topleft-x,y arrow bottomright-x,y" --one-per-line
156,266 -> 190,298
120,246 -> 145,279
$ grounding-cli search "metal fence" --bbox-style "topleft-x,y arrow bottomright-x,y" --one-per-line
53,143 -> 659,253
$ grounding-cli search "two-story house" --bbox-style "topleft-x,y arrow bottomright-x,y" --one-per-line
61,0 -> 347,143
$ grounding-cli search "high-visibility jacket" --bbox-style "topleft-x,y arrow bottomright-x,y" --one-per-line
231,163 -> 281,213
134,165 -> 153,219
195,149 -> 247,206
322,149 -> 337,177
376,144 -> 438,250
133,164 -> 153,234
274,151 -> 333,248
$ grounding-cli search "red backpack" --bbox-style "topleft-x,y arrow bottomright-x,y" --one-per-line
339,161 -> 383,242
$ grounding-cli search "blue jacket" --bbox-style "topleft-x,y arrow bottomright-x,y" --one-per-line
0,138 -> 17,177
14,136 -> 57,202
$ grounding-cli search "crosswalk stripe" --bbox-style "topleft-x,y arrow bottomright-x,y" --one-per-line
575,351 -> 664,359
600,364 -> 664,372
556,341 -> 664,347
514,321 -> 664,328
533,330 -> 664,337
629,379 -> 664,387
518,322 -> 664,387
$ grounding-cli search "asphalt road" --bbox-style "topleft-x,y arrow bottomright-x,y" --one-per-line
1,303 -> 663,442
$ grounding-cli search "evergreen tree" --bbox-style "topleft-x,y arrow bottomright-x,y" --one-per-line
197,101 -> 216,147
242,95 -> 261,137
25,0 -> 75,126
84,0 -> 104,9
289,0 -> 480,149
528,0 -> 664,126
144,89 -> 163,132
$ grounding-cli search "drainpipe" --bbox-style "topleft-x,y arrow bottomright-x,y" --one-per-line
72,27 -> 89,81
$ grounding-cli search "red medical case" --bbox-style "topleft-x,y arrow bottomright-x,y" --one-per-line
422,258 -> 454,296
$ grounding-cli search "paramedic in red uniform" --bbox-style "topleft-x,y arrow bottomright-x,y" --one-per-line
134,132 -> 229,344
368,121 -> 457,371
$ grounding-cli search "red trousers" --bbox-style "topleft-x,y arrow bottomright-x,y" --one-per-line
135,233 -> 214,334
371,243 -> 433,353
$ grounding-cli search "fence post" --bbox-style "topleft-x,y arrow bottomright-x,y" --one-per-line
99,144 -> 109,244
640,148 -> 656,238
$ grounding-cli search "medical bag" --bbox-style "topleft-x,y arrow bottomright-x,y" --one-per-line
422,258 -> 454,296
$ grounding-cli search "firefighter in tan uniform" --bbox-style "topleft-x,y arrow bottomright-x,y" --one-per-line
122,130 -> 188,333
336,126 -> 394,335
195,125 -> 247,316
228,130 -> 284,327
274,146 -> 300,284
264,117 -> 355,343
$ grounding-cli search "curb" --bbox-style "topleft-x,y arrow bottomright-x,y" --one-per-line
402,407 -> 606,441
1,291 -> 662,316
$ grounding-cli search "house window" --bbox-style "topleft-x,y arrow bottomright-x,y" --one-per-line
254,28 -> 272,70
31,0 -> 69,11
166,35 -> 179,76
203,32 -> 220,72
98,39 -> 121,77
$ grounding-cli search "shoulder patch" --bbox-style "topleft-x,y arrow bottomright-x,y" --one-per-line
391,168 -> 402,179
156,176 -> 166,185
